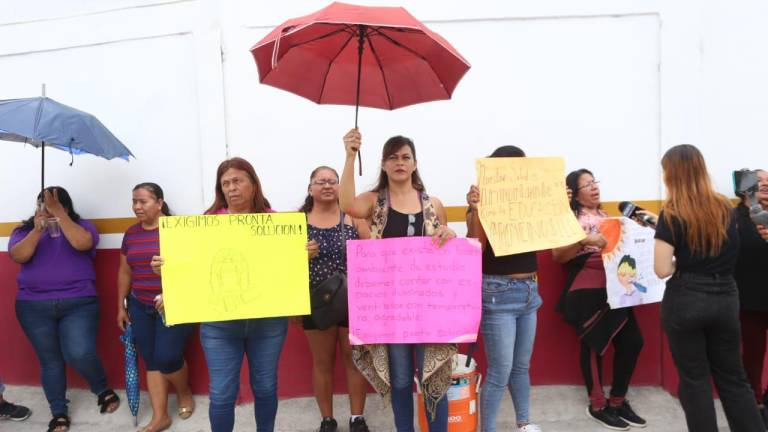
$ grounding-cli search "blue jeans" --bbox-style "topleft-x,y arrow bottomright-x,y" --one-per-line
480,275 -> 542,431
127,296 -> 194,373
389,344 -> 449,432
0,376 -> 5,395
200,318 -> 288,432
15,296 -> 109,416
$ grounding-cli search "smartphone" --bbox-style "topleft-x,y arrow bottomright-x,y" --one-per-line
734,169 -> 758,197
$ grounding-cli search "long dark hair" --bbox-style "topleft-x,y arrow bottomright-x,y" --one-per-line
371,136 -> 425,192
489,145 -> 525,158
20,186 -> 81,230
565,168 -> 598,214
299,166 -> 338,213
205,157 -> 271,214
133,182 -> 172,216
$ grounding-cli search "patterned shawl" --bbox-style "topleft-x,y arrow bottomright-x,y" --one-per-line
351,189 -> 457,419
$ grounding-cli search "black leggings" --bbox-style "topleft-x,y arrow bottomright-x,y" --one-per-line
580,311 -> 643,408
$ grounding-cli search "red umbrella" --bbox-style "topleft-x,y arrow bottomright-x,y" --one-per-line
251,1 -> 470,173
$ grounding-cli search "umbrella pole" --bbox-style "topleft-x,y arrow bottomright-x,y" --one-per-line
40,84 -> 46,194
41,141 -> 45,192
354,25 -> 365,176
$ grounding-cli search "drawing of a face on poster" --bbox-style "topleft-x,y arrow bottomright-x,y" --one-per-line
615,255 -> 649,307
600,217 -> 665,309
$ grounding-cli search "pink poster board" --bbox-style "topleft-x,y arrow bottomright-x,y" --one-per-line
347,237 -> 482,345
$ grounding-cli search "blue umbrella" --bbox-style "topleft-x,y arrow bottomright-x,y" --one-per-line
0,95 -> 133,191
119,324 -> 140,427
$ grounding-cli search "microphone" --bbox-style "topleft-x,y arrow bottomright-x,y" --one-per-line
619,201 -> 656,227
750,203 -> 768,227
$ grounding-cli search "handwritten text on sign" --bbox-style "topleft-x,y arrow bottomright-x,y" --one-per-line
476,157 -> 585,256
159,212 -> 310,325
347,237 -> 482,345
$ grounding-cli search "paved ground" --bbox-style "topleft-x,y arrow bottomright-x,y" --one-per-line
2,385 -> 731,431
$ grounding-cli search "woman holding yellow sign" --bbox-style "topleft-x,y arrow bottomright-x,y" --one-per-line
339,128 -> 456,432
466,146 -> 543,432
152,158 -> 288,432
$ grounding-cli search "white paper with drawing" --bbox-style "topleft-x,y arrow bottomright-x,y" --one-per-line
599,217 -> 666,309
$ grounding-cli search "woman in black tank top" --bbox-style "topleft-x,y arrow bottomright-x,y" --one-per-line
466,146 -> 542,432
339,129 -> 456,432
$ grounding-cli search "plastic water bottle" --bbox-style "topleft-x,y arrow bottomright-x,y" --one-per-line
155,294 -> 169,327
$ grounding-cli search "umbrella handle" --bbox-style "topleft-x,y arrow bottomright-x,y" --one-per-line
354,25 -> 365,177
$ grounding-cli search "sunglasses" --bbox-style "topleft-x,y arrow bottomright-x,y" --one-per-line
406,214 -> 415,237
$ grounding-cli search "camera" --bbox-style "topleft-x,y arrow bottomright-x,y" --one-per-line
734,169 -> 768,227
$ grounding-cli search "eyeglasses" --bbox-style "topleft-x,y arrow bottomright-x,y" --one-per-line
577,180 -> 600,190
311,179 -> 339,186
407,214 -> 416,237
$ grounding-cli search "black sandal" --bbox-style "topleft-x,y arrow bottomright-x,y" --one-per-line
47,414 -> 70,432
97,389 -> 120,414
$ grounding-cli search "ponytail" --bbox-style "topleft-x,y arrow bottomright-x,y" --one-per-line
160,201 -> 172,216
299,194 -> 314,213
133,182 -> 172,216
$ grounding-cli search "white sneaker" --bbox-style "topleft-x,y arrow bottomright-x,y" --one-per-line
518,424 -> 542,432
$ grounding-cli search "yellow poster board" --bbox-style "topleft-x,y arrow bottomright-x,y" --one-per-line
159,212 -> 310,325
476,157 -> 585,256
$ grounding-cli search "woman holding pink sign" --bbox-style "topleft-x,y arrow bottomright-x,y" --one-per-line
340,128 -> 456,432
466,146 -> 542,432
9,186 -> 120,432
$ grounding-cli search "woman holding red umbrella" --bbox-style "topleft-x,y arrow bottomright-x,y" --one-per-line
339,128 -> 456,432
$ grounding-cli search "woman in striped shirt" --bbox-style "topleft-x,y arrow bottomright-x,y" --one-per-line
116,183 -> 196,432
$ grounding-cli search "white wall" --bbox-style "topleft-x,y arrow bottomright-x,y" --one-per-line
0,0 -> 763,225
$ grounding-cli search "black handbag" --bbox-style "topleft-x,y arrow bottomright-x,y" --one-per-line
310,213 -> 349,330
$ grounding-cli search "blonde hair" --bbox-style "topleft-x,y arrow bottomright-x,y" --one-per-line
661,145 -> 732,256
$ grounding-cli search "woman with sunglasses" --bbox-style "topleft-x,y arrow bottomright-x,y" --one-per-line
340,128 -> 456,432
297,166 -> 371,432
553,170 -> 645,431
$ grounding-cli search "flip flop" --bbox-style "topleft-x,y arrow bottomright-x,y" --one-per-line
178,401 -> 195,420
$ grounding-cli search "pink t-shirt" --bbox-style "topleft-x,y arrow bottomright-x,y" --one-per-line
570,209 -> 609,291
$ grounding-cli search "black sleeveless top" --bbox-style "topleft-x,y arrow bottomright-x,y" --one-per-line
482,242 -> 537,275
382,207 -> 425,239
307,222 -> 359,289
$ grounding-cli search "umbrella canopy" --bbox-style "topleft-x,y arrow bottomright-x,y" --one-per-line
119,324 -> 140,426
251,2 -> 470,110
250,2 -> 470,173
0,96 -> 133,190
